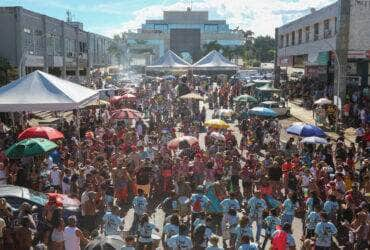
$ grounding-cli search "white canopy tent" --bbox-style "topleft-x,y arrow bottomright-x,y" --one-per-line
146,50 -> 191,71
192,50 -> 238,71
0,70 -> 99,112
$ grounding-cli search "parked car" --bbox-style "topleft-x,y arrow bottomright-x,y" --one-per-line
259,101 -> 290,117
0,185 -> 80,224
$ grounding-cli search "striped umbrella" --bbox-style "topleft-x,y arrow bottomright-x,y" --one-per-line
111,108 -> 142,120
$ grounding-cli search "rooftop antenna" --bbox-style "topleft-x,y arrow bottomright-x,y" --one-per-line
66,10 -> 72,22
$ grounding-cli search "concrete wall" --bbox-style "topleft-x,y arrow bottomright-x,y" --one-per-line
348,0 -> 370,51
0,8 -> 17,65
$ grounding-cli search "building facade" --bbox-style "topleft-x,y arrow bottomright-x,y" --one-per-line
275,0 -> 370,104
0,7 -> 113,82
125,8 -> 244,66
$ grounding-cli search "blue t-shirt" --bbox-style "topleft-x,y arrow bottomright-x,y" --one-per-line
102,212 -> 123,235
247,196 -> 267,218
315,222 -> 337,247
163,223 -> 179,239
220,198 -> 240,214
264,215 -> 281,235
133,196 -> 148,215
282,198 -> 295,215
238,243 -> 259,250
138,222 -> 156,243
323,200 -> 338,215
306,211 -> 321,230
234,225 -> 253,244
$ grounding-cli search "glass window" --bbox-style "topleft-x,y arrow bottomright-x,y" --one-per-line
280,35 -> 284,48
305,26 -> 310,42
291,31 -> 295,46
204,24 -> 218,33
298,29 -> 302,44
314,23 -> 319,41
285,34 -> 289,47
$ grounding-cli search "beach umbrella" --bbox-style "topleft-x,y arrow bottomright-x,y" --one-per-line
167,136 -> 198,150
5,138 -> 58,159
179,92 -> 204,101
248,107 -> 277,117
301,136 -> 328,144
121,93 -> 136,100
287,123 -> 326,137
314,98 -> 332,105
18,126 -> 64,141
233,94 -> 257,103
85,235 -> 125,250
204,119 -> 230,129
110,108 -> 142,120
109,96 -> 124,104
210,132 -> 225,141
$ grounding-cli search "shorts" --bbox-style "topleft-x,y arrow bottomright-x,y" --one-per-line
136,184 -> 150,196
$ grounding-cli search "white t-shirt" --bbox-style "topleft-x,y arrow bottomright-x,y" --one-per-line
50,169 -> 61,186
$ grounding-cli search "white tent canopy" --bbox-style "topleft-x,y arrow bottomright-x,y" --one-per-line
0,70 -> 99,112
192,50 -> 238,71
146,50 -> 191,71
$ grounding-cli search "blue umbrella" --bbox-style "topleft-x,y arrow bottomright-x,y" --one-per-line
248,107 -> 277,117
287,123 -> 326,137
301,136 -> 328,144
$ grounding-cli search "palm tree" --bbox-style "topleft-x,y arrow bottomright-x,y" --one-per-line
108,34 -> 127,65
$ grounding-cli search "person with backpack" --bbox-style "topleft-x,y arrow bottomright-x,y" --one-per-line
167,224 -> 193,250
238,235 -> 259,250
314,212 -> 337,250
271,223 -> 296,250
234,215 -> 254,249
190,185 -> 210,225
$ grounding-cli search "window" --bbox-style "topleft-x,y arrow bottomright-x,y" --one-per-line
24,28 -> 31,34
314,23 -> 319,41
305,26 -> 310,42
204,24 -> 218,32
279,35 -> 284,48
291,31 -> 295,46
285,34 -> 289,47
334,17 -> 337,34
324,19 -> 331,38
298,29 -> 302,44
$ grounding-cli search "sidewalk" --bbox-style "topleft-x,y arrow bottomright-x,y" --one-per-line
288,101 -> 356,145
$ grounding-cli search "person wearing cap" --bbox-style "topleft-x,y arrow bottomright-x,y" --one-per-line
64,216 -> 89,250
246,190 -> 267,243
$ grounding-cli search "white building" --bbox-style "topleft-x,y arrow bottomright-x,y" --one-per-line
275,0 -> 370,102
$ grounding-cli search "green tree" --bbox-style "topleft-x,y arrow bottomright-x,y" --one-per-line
253,36 -> 275,62
202,40 -> 223,55
108,34 -> 126,65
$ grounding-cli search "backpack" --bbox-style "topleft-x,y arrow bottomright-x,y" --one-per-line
271,230 -> 287,250
193,197 -> 202,213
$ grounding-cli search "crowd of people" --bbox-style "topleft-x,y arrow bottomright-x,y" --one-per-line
0,75 -> 369,250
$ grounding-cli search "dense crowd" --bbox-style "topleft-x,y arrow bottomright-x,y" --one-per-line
0,76 -> 369,250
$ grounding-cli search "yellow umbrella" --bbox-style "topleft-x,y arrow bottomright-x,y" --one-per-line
179,92 -> 204,101
204,119 -> 230,129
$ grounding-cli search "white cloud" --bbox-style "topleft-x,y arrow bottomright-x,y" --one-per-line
98,0 -> 337,37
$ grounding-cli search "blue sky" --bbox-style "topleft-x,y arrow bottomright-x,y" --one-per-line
1,0 -> 336,37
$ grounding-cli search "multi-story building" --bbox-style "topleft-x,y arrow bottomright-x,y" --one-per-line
125,8 -> 244,66
0,6 -> 113,82
275,0 -> 370,104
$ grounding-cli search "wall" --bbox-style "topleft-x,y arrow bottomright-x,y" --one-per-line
0,8 -> 17,65
348,0 -> 370,51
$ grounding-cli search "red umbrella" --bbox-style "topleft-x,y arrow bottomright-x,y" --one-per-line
121,93 -> 136,100
18,126 -> 64,141
109,96 -> 124,104
167,136 -> 198,150
111,108 -> 142,120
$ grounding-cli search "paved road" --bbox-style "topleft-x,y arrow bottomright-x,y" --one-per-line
120,104 -> 305,249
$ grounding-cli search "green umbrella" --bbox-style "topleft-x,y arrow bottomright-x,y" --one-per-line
233,94 -> 257,103
5,138 -> 58,159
